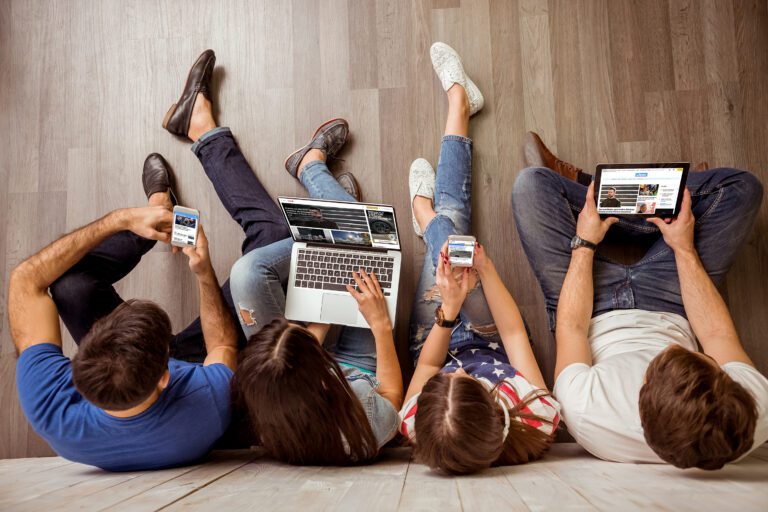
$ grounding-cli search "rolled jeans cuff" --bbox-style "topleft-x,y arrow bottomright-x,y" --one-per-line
191,126 -> 232,155
441,134 -> 473,145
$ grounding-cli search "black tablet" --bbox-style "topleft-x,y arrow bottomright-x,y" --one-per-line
594,163 -> 690,218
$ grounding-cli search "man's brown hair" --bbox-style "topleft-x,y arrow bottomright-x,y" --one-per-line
72,300 -> 172,410
232,319 -> 379,466
412,373 -> 555,475
639,344 -> 757,470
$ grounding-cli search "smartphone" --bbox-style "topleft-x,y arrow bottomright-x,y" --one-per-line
171,206 -> 200,247
447,235 -> 476,267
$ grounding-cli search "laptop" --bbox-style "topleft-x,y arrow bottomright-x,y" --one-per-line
278,196 -> 402,328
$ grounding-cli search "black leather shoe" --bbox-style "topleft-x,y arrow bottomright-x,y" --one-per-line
336,172 -> 361,202
142,153 -> 178,205
162,49 -> 216,138
284,118 -> 349,178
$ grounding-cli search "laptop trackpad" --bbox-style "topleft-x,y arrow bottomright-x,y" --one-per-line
321,294 -> 358,325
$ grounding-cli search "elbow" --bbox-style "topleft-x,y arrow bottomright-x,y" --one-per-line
9,262 -> 35,295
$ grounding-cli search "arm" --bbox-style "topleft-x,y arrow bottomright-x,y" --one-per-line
554,184 -> 618,380
182,227 -> 238,371
473,245 -> 547,390
647,189 -> 752,365
347,269 -> 403,408
403,247 -> 470,403
8,207 -> 172,354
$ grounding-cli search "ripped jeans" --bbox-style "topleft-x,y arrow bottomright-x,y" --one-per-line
229,160 -> 381,373
409,135 -> 505,364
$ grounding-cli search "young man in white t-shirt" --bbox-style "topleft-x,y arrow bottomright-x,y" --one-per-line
512,151 -> 767,470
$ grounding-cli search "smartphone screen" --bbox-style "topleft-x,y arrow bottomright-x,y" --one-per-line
172,209 -> 199,246
448,238 -> 475,267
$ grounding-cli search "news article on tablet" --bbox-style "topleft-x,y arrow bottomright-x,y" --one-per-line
594,163 -> 690,217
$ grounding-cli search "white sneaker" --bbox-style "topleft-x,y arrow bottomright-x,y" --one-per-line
430,42 -> 484,116
409,158 -> 436,238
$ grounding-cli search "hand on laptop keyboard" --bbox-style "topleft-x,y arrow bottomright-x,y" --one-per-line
294,248 -> 394,296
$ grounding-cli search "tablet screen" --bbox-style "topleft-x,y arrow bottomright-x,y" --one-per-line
595,165 -> 688,216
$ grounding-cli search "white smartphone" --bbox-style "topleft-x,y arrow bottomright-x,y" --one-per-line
447,235 -> 476,267
171,206 -> 200,247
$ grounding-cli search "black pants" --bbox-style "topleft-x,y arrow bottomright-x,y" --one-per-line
50,128 -> 291,362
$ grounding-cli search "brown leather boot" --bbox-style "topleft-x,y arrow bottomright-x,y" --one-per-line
693,161 -> 709,172
523,132 -> 584,182
162,50 -> 216,138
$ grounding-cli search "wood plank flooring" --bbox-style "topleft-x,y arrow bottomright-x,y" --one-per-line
1,0 -> 767,459
0,444 -> 766,511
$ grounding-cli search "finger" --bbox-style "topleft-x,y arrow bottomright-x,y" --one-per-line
440,241 -> 449,256
460,268 -> 471,293
605,217 -> 619,227
369,271 -> 383,296
679,188 -> 693,220
361,269 -> 377,294
584,182 -> 595,209
196,224 -> 208,244
172,246 -> 179,254
150,231 -> 171,243
354,270 -> 371,295
437,252 -> 446,278
345,283 -> 362,301
645,217 -> 665,230
182,246 -> 196,258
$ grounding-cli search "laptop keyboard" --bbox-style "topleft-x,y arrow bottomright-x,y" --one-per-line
295,248 -> 395,296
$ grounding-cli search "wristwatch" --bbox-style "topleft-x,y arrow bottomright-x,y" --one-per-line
435,305 -> 460,328
570,235 -> 597,251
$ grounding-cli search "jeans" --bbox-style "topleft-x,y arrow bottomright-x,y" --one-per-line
511,166 -> 764,330
228,161 -> 381,372
50,128 -> 291,362
408,135 -> 505,364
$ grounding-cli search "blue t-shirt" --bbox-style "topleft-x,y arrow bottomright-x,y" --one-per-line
16,343 -> 233,472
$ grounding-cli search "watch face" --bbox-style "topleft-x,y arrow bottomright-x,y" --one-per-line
570,236 -> 580,249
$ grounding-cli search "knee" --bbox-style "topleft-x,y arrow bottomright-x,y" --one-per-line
229,251 -> 270,294
50,273 -> 95,307
511,167 -> 555,206
733,170 -> 764,209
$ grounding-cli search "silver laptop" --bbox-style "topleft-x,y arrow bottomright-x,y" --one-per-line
279,197 -> 402,328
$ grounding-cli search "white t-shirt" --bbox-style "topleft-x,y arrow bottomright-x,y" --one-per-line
553,309 -> 768,464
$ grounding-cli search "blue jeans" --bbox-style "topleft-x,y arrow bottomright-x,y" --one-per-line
408,136 -> 506,364
229,161 -> 379,372
49,128 -> 291,362
512,166 -> 764,330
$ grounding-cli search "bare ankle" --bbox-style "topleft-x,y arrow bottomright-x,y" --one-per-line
297,149 -> 326,179
148,191 -> 172,210
188,93 -> 216,142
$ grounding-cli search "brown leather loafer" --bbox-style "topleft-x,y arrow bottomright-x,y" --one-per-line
284,118 -> 349,178
523,131 -> 586,183
162,49 -> 216,138
336,171 -> 361,202
143,153 -> 178,205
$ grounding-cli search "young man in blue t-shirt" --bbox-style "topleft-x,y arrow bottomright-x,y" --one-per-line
8,49 -> 292,471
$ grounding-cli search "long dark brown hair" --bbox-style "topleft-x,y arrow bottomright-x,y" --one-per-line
413,373 -> 555,474
232,319 -> 379,465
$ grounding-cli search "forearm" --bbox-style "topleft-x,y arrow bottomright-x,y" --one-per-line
15,210 -> 127,290
557,249 -> 595,334
197,270 -> 238,354
675,248 -> 751,364
372,326 -> 403,408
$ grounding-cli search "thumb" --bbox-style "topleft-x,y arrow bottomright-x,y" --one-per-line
605,217 -> 619,227
182,246 -> 196,258
152,231 -> 171,243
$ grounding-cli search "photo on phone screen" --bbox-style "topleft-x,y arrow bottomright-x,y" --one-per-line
172,207 -> 199,247
448,237 -> 475,267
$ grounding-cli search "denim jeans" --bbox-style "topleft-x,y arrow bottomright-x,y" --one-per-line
511,166 -> 764,330
50,128 -> 291,362
228,161 -> 382,372
408,135 -> 506,365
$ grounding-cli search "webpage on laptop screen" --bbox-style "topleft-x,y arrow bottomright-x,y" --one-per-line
281,198 -> 400,250
597,167 -> 684,215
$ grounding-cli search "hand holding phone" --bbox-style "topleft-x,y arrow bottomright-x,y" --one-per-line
182,225 -> 213,276
172,206 -> 200,247
447,235 -> 476,267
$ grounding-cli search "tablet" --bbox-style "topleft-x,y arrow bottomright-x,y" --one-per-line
594,163 -> 690,218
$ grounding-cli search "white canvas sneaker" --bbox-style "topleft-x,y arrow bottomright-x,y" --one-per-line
430,42 -> 485,116
409,158 -> 436,238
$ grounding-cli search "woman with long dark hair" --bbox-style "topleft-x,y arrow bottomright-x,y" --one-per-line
228,119 -> 403,465
400,42 -> 560,475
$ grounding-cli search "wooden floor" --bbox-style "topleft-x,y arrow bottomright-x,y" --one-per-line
0,444 -> 765,511
1,0 -> 767,459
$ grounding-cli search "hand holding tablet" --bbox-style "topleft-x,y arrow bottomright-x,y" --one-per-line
593,163 -> 690,218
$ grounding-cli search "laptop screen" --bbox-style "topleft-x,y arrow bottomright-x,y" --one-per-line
278,197 -> 401,250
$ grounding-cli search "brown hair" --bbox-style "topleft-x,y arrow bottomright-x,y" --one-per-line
412,373 -> 555,475
232,319 -> 379,465
639,344 -> 757,470
72,300 -> 172,410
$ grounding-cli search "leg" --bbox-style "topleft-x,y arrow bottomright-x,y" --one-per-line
50,232 -> 156,343
629,168 -> 763,315
298,150 -> 356,202
227,238 -> 295,338
326,327 -> 378,373
512,167 -> 628,329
